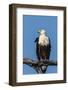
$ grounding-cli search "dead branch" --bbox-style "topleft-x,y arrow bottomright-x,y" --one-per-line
23,58 -> 57,66
23,58 -> 57,74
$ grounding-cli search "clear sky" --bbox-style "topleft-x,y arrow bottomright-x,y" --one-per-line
23,15 -> 57,74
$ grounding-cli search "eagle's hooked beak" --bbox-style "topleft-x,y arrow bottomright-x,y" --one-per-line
37,30 -> 41,33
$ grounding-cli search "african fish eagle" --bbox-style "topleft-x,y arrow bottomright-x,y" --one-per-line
35,29 -> 51,73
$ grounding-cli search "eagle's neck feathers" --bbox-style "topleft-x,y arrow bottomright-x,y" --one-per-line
38,34 -> 49,46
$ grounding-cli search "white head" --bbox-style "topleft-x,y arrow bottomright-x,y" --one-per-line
37,29 -> 46,35
38,29 -> 49,46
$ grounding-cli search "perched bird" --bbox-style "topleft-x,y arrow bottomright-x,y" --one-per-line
35,29 -> 51,73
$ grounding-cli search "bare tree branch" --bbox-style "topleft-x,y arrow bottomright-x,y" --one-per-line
23,58 -> 57,65
23,58 -> 57,74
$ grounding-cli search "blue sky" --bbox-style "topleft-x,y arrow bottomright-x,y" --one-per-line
23,15 -> 57,74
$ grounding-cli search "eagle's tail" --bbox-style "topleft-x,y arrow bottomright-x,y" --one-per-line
41,65 -> 47,73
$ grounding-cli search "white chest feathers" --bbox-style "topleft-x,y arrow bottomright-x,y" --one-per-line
38,34 -> 49,46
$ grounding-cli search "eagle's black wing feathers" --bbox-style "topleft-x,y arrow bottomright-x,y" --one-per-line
34,37 -> 41,60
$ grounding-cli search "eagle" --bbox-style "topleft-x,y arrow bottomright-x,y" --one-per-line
35,29 -> 51,73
